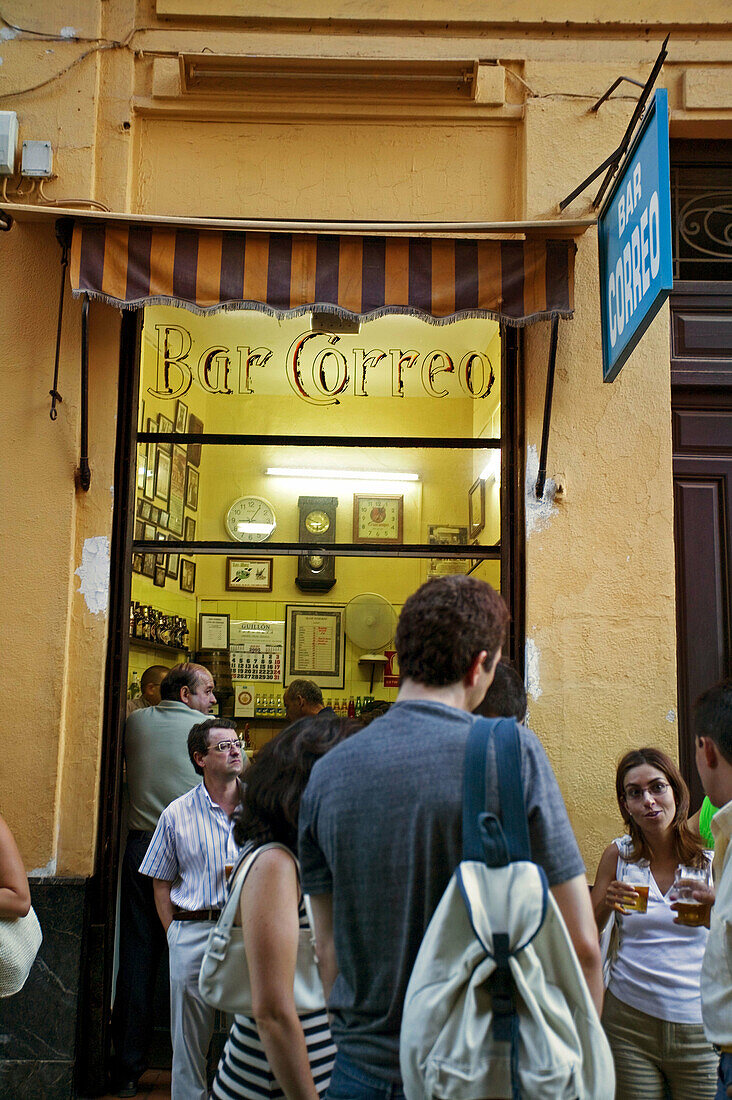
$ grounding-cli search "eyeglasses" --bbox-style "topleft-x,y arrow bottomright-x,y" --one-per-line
208,738 -> 243,753
623,780 -> 670,802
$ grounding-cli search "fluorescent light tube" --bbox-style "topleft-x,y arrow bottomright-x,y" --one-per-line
265,467 -> 419,482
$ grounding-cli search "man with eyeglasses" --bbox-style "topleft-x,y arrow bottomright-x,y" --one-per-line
140,717 -> 245,1100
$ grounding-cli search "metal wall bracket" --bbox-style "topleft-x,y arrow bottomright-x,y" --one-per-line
559,35 -> 669,211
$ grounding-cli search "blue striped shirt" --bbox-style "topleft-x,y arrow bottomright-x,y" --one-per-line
139,781 -> 241,910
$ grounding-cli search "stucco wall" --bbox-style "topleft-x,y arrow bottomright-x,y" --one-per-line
1,3 -> 728,876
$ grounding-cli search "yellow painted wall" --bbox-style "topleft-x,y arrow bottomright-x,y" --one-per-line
2,2 -> 726,877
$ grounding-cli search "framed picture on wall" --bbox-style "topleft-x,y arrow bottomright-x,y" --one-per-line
142,552 -> 155,578
284,604 -> 346,689
468,477 -> 486,541
159,510 -> 170,530
153,561 -> 167,587
157,413 -> 174,455
144,523 -> 156,542
132,552 -> 143,574
187,413 -> 203,467
155,449 -> 171,505
134,520 -> 144,542
199,613 -> 230,650
427,524 -> 471,578
226,557 -> 273,591
167,543 -> 180,579
150,506 -> 160,525
185,466 -> 199,510
168,444 -> 187,536
175,400 -> 188,433
184,516 -> 196,543
180,558 -> 196,593
139,499 -> 152,521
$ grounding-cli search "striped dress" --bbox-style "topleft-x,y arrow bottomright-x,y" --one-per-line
211,900 -> 336,1100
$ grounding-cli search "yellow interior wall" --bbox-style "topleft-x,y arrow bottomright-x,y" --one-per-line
133,307 -> 502,730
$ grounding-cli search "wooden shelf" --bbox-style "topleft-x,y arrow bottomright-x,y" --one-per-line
129,637 -> 190,658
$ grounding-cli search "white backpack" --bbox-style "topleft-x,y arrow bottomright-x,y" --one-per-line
399,718 -> 615,1100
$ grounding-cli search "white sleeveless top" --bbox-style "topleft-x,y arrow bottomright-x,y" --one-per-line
608,836 -> 711,1024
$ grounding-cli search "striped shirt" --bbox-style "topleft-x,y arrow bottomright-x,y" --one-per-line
139,781 -> 241,911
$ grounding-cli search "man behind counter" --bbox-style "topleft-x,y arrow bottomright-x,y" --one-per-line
126,664 -> 169,717
112,662 -> 217,1098
283,678 -> 335,722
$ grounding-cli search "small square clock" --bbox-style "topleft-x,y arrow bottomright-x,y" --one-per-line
353,494 -> 404,544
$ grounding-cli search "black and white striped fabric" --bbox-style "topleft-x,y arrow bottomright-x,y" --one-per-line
211,904 -> 335,1099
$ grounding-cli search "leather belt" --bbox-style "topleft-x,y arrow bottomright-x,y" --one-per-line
172,907 -> 221,922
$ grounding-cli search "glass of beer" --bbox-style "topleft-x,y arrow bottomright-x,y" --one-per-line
669,864 -> 712,926
619,861 -> 650,913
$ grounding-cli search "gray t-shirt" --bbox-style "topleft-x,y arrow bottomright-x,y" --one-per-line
298,699 -> 585,1081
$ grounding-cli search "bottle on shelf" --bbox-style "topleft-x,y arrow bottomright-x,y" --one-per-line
355,696 -> 362,717
348,697 -> 356,718
128,671 -> 140,700
254,695 -> 261,717
268,694 -> 275,717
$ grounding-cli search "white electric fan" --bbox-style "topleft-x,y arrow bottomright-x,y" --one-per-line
344,593 -> 398,692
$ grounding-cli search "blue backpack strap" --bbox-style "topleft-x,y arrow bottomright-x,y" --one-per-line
464,717 -> 531,864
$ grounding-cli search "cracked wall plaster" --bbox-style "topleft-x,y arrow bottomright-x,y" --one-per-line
74,536 -> 110,616
525,637 -> 543,700
525,443 -> 558,538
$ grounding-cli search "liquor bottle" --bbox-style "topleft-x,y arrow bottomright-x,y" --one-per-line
128,671 -> 140,699
268,694 -> 275,717
355,696 -> 362,716
134,603 -> 146,640
129,603 -> 136,637
348,697 -> 356,718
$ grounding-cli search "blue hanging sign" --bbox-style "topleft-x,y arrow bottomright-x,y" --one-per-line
598,89 -> 673,382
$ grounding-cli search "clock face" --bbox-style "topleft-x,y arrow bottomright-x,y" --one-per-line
355,496 -> 403,542
226,496 -> 277,543
305,509 -> 331,535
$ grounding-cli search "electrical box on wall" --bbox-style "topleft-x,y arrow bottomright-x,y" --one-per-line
0,112 -> 18,176
21,140 -> 53,177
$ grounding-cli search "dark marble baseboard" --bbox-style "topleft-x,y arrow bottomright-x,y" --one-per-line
0,877 -> 88,1100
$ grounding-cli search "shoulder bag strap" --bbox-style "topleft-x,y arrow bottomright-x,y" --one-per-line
463,717 -> 531,864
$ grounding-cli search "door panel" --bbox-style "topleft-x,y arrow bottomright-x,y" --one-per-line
672,395 -> 732,809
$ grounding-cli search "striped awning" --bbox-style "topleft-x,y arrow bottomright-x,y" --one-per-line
69,222 -> 575,326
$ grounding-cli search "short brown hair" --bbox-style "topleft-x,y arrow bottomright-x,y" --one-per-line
396,575 -> 509,687
188,718 -> 237,775
161,663 -> 208,702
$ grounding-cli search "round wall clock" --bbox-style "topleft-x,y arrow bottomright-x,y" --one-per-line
225,496 -> 277,543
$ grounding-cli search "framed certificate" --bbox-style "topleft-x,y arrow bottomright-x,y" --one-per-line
199,613 -> 230,650
285,605 -> 345,689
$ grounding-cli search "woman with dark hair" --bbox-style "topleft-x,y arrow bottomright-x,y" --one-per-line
211,714 -> 361,1100
592,747 -> 717,1098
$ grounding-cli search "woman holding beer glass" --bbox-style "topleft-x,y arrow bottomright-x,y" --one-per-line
592,747 -> 717,1098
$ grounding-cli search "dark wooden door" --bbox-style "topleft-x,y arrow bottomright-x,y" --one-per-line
671,286 -> 732,809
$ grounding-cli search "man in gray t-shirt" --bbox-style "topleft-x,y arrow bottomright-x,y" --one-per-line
299,576 -> 603,1097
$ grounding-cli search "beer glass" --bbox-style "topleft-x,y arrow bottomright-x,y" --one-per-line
669,863 -> 712,927
619,860 -> 650,913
